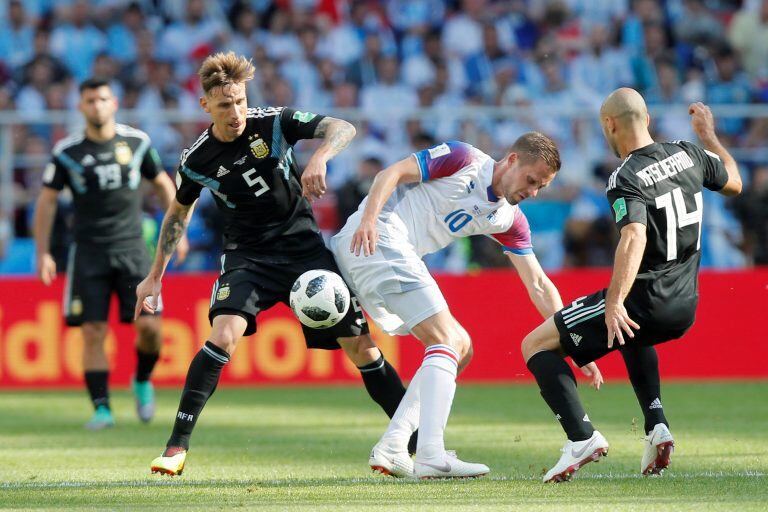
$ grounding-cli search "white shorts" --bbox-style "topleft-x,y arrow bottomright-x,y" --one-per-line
329,233 -> 448,335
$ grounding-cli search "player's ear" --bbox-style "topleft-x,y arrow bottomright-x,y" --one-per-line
507,152 -> 518,166
199,96 -> 209,113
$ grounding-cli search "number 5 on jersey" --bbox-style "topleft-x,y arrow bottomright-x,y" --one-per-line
242,168 -> 270,197
655,187 -> 703,261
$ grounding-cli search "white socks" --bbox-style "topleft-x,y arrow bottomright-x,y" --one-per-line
417,344 -> 460,460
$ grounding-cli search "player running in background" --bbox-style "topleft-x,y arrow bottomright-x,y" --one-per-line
521,89 -> 743,482
330,133 -> 603,479
135,52 -> 414,476
33,78 -> 188,429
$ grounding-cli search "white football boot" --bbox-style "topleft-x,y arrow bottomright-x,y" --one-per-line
641,423 -> 675,476
369,442 -> 414,478
414,450 -> 490,479
543,430 -> 609,483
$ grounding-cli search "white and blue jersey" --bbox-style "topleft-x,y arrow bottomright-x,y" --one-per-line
331,141 -> 534,335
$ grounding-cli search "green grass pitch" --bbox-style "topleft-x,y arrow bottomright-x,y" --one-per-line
1,382 -> 766,511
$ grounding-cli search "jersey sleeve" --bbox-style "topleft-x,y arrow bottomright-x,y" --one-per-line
41,155 -> 69,191
279,107 -> 326,146
174,161 -> 203,205
412,141 -> 474,182
490,208 -> 534,255
140,146 -> 164,180
679,140 -> 729,191
606,173 -> 647,229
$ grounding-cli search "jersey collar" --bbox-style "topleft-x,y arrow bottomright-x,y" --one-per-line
628,142 -> 660,156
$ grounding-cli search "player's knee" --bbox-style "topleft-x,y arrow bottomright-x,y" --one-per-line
81,323 -> 108,347
136,318 -> 162,352
441,330 -> 471,359
339,335 -> 380,366
458,342 -> 473,373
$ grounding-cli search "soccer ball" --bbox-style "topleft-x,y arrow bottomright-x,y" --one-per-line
290,269 -> 350,329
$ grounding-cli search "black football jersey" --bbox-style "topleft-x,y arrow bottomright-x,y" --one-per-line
605,141 -> 729,328
175,106 -> 326,261
43,124 -> 163,245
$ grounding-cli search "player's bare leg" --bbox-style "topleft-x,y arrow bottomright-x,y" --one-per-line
133,315 -> 162,423
376,309 -> 488,479
81,321 -> 114,430
151,314 -> 244,476
522,317 -> 608,482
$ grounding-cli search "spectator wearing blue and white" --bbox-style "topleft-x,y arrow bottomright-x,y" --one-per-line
107,3 -> 158,66
441,0 -> 486,58
49,0 -> 106,82
673,0 -> 725,47
361,56 -> 418,147
645,56 -> 695,142
325,2 -> 395,67
629,22 -> 673,95
221,5 -> 265,59
345,32 -> 385,89
570,23 -> 634,107
262,9 -> 303,62
464,23 -> 515,102
156,0 -> 225,76
282,25 -> 324,108
621,0 -> 665,56
564,0 -> 629,31
386,0 -> 445,58
705,44 -> 753,141
15,58 -> 57,119
0,1 -> 35,71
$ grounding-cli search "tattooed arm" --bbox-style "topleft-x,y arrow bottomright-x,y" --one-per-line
301,117 -> 357,202
134,199 -> 195,318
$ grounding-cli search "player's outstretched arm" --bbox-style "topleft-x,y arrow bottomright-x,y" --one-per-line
689,102 -> 742,196
149,172 -> 190,264
507,253 -> 563,318
301,117 -> 357,201
33,187 -> 60,286
134,199 -> 195,319
605,222 -> 645,348
350,156 -> 421,257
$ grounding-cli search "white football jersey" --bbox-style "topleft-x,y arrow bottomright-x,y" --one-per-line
336,141 -> 533,257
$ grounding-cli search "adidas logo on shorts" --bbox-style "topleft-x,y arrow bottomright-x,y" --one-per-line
570,332 -> 582,346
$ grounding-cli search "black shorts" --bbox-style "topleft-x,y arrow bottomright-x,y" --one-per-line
64,241 -> 160,326
209,248 -> 369,349
554,289 -> 690,367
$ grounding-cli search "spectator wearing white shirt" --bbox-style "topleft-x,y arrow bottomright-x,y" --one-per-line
361,56 -> 418,148
442,0 -> 486,58
156,0 -> 225,77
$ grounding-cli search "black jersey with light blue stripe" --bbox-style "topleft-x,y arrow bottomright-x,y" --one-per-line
604,140 -> 729,328
175,107 -> 325,261
42,124 -> 162,246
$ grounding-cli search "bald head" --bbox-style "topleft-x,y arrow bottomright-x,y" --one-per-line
600,88 -> 648,125
599,88 -> 654,158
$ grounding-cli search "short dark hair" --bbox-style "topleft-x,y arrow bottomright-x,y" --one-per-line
511,131 -> 561,172
79,77 -> 111,93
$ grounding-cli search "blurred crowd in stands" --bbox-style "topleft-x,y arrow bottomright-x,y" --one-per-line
1,0 -> 767,273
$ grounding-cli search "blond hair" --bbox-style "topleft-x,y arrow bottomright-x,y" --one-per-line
511,132 -> 561,172
198,52 -> 255,95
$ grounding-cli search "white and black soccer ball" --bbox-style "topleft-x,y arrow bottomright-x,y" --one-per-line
289,269 -> 351,329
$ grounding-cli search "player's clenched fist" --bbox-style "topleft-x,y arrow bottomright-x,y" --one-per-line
36,253 -> 57,286
350,218 -> 378,257
688,102 -> 716,138
134,275 -> 162,320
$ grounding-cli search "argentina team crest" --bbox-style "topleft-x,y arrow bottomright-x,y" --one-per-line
216,284 -> 230,301
249,137 -> 269,159
114,142 -> 133,165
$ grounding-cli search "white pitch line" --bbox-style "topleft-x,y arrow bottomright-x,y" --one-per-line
0,472 -> 765,490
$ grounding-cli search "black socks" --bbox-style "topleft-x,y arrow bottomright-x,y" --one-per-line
621,345 -> 668,434
135,348 -> 160,383
167,341 -> 230,450
84,370 -> 110,410
527,351 -> 594,441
